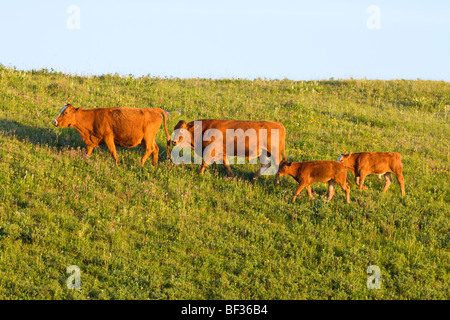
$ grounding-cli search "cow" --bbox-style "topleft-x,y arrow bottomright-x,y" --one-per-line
52,104 -> 171,167
170,119 -> 286,181
276,160 -> 350,203
337,152 -> 405,195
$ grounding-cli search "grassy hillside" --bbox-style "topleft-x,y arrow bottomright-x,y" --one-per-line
0,66 -> 448,299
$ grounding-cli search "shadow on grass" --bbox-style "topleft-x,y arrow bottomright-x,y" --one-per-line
0,118 -> 169,163
0,118 -> 84,147
192,161 -> 280,187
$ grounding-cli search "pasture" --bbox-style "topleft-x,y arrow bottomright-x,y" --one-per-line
0,66 -> 448,299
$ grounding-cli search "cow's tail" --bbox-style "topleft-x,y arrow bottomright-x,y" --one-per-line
281,125 -> 287,161
155,108 -> 171,158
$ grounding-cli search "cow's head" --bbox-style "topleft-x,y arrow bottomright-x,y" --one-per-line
337,151 -> 352,163
277,159 -> 293,176
52,104 -> 82,127
171,120 -> 192,147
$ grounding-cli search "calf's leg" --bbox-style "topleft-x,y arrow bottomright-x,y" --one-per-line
305,186 -> 313,200
395,170 -> 406,196
152,141 -> 159,167
327,180 -> 336,200
292,182 -> 307,203
382,172 -> 392,193
337,179 -> 350,203
140,139 -> 152,167
358,171 -> 368,191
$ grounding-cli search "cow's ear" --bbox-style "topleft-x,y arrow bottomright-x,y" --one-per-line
175,120 -> 186,128
186,121 -> 199,131
287,161 -> 292,166
77,107 -> 83,111
192,123 -> 202,132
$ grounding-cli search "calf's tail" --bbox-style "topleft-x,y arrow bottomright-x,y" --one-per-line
346,176 -> 354,187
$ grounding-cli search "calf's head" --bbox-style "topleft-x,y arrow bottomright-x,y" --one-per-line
337,151 -> 352,164
52,104 -> 81,127
277,160 -> 293,176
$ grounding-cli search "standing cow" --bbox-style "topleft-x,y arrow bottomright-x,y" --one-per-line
337,151 -> 405,195
52,104 -> 170,167
170,119 -> 286,181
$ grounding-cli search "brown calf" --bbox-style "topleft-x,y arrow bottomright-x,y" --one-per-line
338,152 -> 405,195
52,104 -> 170,167
276,160 -> 350,203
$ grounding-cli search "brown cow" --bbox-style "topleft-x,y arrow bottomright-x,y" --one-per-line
337,152 -> 405,195
52,104 -> 170,167
276,160 -> 350,203
170,119 -> 286,181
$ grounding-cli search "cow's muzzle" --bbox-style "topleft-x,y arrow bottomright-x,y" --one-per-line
52,119 -> 58,127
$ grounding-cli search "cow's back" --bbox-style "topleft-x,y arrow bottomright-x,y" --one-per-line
90,107 -> 161,147
195,119 -> 283,131
194,119 -> 285,159
355,152 -> 402,173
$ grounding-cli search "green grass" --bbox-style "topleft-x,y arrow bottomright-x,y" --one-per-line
0,66 -> 449,299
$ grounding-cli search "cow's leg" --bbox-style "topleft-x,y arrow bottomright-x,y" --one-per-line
274,157 -> 281,185
253,163 -> 269,182
223,156 -> 234,177
327,180 -> 336,200
86,145 -> 94,157
382,172 -> 392,193
199,160 -> 208,175
104,136 -> 120,166
253,153 -> 272,181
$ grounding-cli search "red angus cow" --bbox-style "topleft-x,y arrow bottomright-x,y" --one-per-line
170,119 -> 286,181
52,104 -> 170,166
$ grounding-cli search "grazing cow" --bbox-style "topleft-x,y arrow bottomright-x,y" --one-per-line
52,104 -> 170,167
276,160 -> 350,203
337,152 -> 405,195
170,119 -> 286,181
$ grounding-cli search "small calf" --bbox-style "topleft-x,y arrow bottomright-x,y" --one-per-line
276,160 -> 350,203
337,152 -> 405,196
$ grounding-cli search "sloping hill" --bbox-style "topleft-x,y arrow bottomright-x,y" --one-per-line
0,66 -> 448,299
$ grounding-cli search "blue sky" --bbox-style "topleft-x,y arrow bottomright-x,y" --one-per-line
0,0 -> 449,80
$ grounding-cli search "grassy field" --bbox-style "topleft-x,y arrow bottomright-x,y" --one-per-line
0,66 -> 448,300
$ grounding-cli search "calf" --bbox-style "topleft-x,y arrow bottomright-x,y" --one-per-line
337,152 -> 405,195
276,160 -> 350,203
170,119 -> 286,181
52,104 -> 170,167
